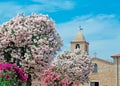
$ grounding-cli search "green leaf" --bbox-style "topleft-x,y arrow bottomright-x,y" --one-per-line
11,29 -> 16,38
28,57 -> 33,61
32,43 -> 38,47
52,67 -> 57,71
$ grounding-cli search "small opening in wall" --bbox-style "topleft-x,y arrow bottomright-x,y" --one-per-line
93,63 -> 98,73
90,82 -> 99,86
76,44 -> 80,49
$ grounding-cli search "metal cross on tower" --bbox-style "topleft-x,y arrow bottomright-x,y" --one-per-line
94,52 -> 97,58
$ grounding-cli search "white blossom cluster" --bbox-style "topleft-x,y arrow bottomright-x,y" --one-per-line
0,14 -> 63,78
54,49 -> 93,84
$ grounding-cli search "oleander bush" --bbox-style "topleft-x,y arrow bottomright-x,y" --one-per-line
0,62 -> 27,86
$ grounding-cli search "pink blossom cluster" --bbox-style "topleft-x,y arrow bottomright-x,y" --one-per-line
54,49 -> 93,84
0,14 -> 63,79
14,66 -> 28,81
41,66 -> 70,86
0,62 -> 28,82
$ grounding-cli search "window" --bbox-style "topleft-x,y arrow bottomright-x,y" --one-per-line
93,63 -> 98,73
85,44 -> 88,51
90,82 -> 99,86
75,44 -> 80,49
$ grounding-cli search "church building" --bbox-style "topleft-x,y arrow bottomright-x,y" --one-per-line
71,32 -> 120,86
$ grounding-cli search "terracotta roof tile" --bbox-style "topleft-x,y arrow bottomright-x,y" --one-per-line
111,54 -> 120,57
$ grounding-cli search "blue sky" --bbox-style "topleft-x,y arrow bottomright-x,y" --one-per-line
0,0 -> 120,61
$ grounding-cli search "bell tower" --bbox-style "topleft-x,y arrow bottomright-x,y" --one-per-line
70,31 -> 89,53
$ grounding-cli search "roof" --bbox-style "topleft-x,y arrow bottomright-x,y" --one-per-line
74,32 -> 85,41
91,57 -> 113,65
111,54 -> 120,57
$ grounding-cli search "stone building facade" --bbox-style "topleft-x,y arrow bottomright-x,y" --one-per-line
72,32 -> 120,86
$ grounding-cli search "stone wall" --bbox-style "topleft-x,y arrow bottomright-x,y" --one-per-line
80,58 -> 114,86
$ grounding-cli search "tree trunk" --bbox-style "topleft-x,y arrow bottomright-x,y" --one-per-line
26,74 -> 32,86
68,82 -> 73,86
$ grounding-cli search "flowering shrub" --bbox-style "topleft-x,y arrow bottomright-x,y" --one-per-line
0,62 -> 28,85
0,14 -> 63,80
41,66 -> 70,86
54,49 -> 93,84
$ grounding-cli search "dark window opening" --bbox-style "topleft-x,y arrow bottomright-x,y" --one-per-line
75,44 -> 80,49
90,82 -> 99,86
93,63 -> 98,73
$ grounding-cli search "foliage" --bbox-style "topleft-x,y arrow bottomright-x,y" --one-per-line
54,49 -> 93,84
0,62 -> 27,85
0,14 -> 63,79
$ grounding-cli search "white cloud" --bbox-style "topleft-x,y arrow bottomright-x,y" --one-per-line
0,0 -> 75,24
56,14 -> 120,61
32,0 -> 75,10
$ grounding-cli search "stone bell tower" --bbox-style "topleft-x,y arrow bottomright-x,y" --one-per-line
70,31 -> 89,53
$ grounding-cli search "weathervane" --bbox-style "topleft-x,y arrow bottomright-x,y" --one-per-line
79,26 -> 83,31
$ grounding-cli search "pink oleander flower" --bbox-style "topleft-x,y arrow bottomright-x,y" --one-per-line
0,63 -> 4,70
6,74 -> 10,80
60,78 -> 68,86
4,62 -> 14,71
41,66 -> 70,86
14,66 -> 28,82
0,74 -> 4,77
0,62 -> 28,82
